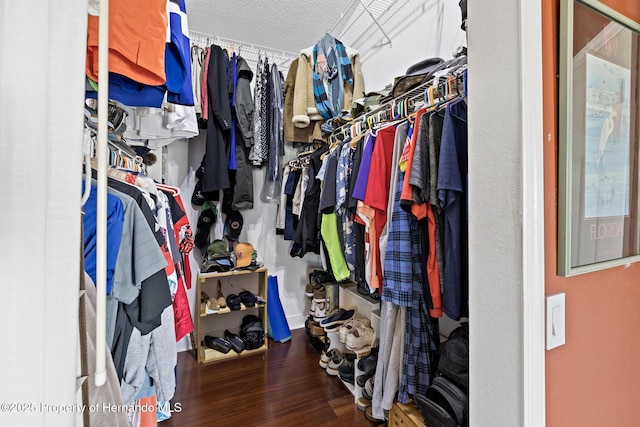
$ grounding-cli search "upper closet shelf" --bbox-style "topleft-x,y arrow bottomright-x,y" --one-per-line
189,30 -> 299,70
327,0 -> 399,49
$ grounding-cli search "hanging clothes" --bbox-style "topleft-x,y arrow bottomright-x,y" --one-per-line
319,147 -> 350,281
252,57 -> 271,166
201,44 -> 232,193
86,0 -> 167,87
283,58 -> 325,144
200,46 -> 211,122
261,63 -> 284,203
292,34 -> 365,128
437,99 -> 468,320
292,145 -> 329,257
230,55 -> 255,210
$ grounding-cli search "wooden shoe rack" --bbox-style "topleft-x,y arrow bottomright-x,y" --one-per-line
195,268 -> 269,364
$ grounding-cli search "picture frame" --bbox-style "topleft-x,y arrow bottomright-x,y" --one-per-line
558,0 -> 640,276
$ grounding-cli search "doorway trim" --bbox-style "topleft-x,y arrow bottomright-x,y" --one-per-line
520,0 -> 546,425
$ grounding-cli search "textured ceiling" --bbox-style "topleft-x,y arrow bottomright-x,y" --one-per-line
186,0 -> 350,54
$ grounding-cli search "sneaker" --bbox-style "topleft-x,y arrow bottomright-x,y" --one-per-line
308,320 -> 325,337
356,397 -> 372,411
362,377 -> 374,401
325,349 -> 343,376
365,406 -> 387,423
312,286 -> 326,302
320,308 -> 355,329
356,350 -> 378,387
338,357 -> 354,384
339,318 -> 371,343
319,349 -> 331,369
313,300 -> 327,322
346,324 -> 375,351
305,282 -> 324,297
310,299 -> 317,317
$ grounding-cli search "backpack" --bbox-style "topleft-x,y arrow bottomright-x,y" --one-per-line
415,322 -> 469,427
240,314 -> 265,350
437,322 -> 469,391
414,376 -> 468,427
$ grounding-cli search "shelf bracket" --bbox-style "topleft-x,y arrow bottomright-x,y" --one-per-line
357,0 -> 392,47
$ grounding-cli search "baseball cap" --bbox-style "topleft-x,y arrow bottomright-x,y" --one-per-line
234,242 -> 256,268
224,210 -> 244,241
201,256 -> 234,273
207,239 -> 230,259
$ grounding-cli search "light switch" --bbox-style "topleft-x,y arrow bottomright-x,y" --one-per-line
546,293 -> 566,350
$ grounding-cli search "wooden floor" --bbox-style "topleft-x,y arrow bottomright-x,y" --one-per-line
162,328 -> 381,427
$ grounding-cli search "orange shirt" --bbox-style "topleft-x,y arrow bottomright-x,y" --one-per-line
87,0 -> 167,86
400,108 -> 428,220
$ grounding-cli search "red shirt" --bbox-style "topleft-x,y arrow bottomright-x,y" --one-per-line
363,125 -> 398,292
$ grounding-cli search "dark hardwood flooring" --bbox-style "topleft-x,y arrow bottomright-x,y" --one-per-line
162,328 -> 380,427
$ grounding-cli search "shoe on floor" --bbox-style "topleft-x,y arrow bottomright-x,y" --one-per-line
365,405 -> 387,423
339,318 -> 370,343
346,323 -> 375,351
308,320 -> 325,337
319,349 -> 331,369
320,308 -> 355,329
325,349 -> 343,376
356,396 -> 372,411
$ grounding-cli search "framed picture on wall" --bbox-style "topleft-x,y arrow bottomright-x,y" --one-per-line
558,0 -> 640,276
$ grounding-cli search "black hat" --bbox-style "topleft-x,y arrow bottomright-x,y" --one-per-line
194,202 -> 218,254
191,180 -> 206,206
224,210 -> 243,242
391,57 -> 445,99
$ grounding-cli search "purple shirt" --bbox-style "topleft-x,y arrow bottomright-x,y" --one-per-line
351,132 -> 376,201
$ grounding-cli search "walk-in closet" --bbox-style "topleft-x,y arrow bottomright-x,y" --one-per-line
7,0 -> 588,425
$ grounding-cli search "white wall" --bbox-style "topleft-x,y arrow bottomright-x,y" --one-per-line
179,131 -> 322,340
0,1 -> 88,426
357,0 -> 467,92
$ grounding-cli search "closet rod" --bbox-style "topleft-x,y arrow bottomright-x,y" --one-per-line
95,0 -> 109,388
329,62 -> 467,139
189,30 -> 299,64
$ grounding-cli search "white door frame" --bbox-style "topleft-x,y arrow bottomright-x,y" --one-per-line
520,0 -> 546,424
